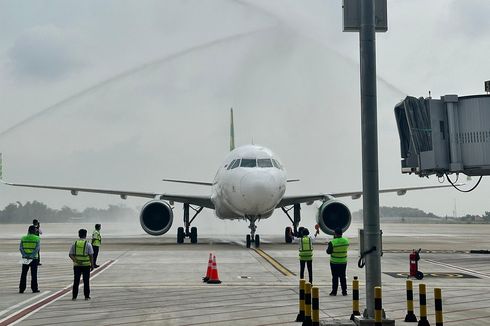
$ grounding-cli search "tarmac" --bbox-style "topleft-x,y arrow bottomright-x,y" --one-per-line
1,223 -> 490,325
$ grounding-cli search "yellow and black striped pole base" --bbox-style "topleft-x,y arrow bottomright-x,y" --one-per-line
418,283 -> 430,326
302,282 -> 312,325
405,279 -> 418,322
435,288 -> 443,326
312,287 -> 320,326
350,276 -> 361,321
374,286 -> 382,326
296,279 -> 305,322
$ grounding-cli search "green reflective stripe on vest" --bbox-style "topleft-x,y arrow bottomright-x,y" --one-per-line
299,236 -> 313,261
21,234 -> 40,259
74,240 -> 91,266
92,230 -> 101,246
330,237 -> 349,264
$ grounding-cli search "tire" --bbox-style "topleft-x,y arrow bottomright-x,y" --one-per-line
415,271 -> 424,280
246,234 -> 251,248
285,227 -> 293,243
190,227 -> 198,244
177,227 -> 185,244
255,234 -> 260,248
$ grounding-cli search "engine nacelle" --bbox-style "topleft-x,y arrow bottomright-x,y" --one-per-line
139,200 -> 173,236
316,199 -> 351,235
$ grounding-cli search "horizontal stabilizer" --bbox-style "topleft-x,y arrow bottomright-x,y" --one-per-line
286,179 -> 300,183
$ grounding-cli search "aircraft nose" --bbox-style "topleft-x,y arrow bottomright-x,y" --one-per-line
240,173 -> 277,212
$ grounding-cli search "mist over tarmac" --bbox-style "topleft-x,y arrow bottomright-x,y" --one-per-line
1,1 -> 490,236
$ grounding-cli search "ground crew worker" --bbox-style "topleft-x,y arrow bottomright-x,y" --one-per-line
299,228 -> 313,284
32,219 -> 42,265
91,224 -> 102,268
326,228 -> 349,296
69,229 -> 94,300
19,225 -> 40,293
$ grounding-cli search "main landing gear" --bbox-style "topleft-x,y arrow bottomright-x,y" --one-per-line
177,203 -> 203,244
281,204 -> 302,243
246,217 -> 260,248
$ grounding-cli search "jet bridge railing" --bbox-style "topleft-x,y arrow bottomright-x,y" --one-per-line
395,94 -> 490,177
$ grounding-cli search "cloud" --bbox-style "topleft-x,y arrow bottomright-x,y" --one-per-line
7,24 -> 85,80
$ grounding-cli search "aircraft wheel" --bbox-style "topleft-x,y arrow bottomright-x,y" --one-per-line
285,227 -> 293,243
190,227 -> 198,244
246,234 -> 251,248
255,234 -> 260,248
177,227 -> 185,244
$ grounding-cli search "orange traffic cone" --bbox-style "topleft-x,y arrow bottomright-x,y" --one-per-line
206,255 -> 222,284
202,253 -> 213,282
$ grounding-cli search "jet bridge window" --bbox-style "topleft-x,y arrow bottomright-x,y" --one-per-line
240,159 -> 257,168
257,158 -> 273,168
231,159 -> 240,169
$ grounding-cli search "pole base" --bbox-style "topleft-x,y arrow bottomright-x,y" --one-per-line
353,316 -> 395,326
302,316 -> 312,325
296,312 -> 304,322
417,317 -> 430,326
351,312 -> 361,321
404,312 -> 418,322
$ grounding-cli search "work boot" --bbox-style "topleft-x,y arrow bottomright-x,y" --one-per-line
329,292 -> 337,296
342,292 -> 348,296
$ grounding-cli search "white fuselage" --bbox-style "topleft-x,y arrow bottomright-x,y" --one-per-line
211,145 -> 287,220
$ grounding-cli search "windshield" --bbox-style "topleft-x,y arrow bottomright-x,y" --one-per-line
272,159 -> 283,170
231,159 -> 240,169
240,158 -> 257,168
257,158 -> 273,168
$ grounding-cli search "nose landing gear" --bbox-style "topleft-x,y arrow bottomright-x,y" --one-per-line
246,217 -> 260,248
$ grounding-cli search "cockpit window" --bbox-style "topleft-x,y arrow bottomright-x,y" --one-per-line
227,160 -> 236,170
231,159 -> 241,169
257,158 -> 273,168
272,159 -> 282,169
240,158 -> 257,168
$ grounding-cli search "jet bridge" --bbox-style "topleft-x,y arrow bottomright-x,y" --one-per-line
395,94 -> 490,177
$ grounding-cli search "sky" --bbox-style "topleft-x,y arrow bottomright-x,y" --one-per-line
1,0 -> 490,234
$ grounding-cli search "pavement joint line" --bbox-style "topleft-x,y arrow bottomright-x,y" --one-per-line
0,291 -> 51,318
424,258 -> 490,278
0,259 -> 117,326
252,248 -> 296,277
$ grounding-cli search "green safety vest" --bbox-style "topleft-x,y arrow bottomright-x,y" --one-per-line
92,230 -> 101,247
299,236 -> 313,261
21,234 -> 40,259
73,240 -> 91,266
330,237 -> 349,264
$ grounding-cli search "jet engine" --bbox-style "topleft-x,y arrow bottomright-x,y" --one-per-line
316,199 -> 351,235
139,200 -> 173,236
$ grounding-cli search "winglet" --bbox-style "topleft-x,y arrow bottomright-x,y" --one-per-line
230,108 -> 235,151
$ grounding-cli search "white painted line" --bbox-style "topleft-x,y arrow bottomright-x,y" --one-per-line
0,260 -> 117,326
424,259 -> 490,279
0,292 -> 51,318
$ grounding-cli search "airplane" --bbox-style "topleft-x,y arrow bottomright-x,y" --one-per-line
0,109 -> 456,248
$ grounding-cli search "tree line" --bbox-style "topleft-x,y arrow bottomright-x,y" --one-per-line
0,201 -> 136,224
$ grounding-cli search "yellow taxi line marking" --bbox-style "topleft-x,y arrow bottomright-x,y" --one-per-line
253,248 -> 295,277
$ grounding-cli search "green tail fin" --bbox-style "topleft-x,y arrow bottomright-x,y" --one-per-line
230,108 -> 235,151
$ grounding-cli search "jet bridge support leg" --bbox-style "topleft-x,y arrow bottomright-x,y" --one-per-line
177,203 -> 203,244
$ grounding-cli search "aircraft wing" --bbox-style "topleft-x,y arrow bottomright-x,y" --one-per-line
277,184 -> 457,207
0,180 -> 215,209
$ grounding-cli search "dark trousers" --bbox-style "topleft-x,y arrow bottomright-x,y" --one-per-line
330,262 -> 347,294
300,260 -> 313,283
19,259 -> 39,292
73,266 -> 91,299
93,246 -> 99,266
